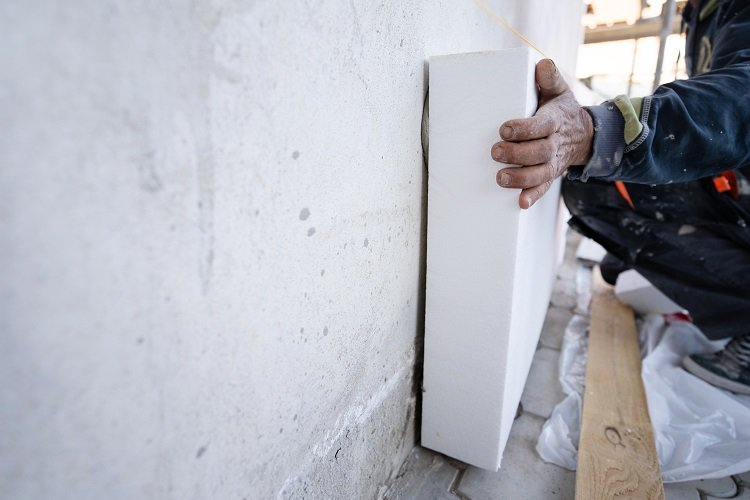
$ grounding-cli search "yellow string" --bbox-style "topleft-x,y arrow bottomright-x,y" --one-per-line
470,0 -> 550,59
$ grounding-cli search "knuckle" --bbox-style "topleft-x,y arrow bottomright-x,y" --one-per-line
511,171 -> 527,188
503,143 -> 519,163
533,112 -> 556,137
519,168 -> 534,186
540,121 -> 554,137
543,138 -> 557,159
532,118 -> 549,138
512,121 -> 527,139
547,114 -> 562,133
528,145 -> 545,165
550,132 -> 562,148
526,170 -> 541,188
513,119 -> 532,140
544,162 -> 556,181
518,117 -> 547,140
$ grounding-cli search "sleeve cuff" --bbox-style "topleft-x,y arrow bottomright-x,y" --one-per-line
567,102 -> 626,182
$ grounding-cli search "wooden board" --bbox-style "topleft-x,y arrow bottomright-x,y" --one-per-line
575,273 -> 664,499
421,47 -> 565,470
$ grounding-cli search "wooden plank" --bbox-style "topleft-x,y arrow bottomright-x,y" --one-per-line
575,271 -> 664,499
584,16 -> 681,44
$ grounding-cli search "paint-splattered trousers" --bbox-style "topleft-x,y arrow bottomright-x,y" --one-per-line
562,173 -> 750,340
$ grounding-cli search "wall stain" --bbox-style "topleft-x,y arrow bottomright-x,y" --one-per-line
138,150 -> 163,192
194,125 -> 215,295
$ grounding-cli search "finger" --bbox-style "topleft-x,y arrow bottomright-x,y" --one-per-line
500,111 -> 559,141
491,137 -> 555,166
496,162 -> 557,189
519,179 -> 554,209
535,59 -> 568,98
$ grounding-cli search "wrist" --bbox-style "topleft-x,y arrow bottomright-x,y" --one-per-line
577,102 -> 627,181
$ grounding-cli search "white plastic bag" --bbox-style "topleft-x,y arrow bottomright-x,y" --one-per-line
642,317 -> 750,481
536,265 -> 589,471
537,291 -> 750,482
536,312 -> 587,471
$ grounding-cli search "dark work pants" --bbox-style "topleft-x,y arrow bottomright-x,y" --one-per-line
562,175 -> 750,340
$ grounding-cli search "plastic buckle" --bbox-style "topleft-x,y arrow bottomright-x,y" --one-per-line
713,175 -> 731,193
713,171 -> 739,199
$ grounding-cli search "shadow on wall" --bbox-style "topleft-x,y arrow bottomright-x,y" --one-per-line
412,59 -> 430,446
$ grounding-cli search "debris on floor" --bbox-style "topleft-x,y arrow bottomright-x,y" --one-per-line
384,233 -> 750,500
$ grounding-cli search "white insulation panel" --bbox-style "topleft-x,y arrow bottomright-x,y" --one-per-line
422,47 -> 563,470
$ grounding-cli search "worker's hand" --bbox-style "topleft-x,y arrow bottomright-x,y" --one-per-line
491,59 -> 593,209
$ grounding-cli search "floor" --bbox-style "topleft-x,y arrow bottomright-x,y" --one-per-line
384,230 -> 750,500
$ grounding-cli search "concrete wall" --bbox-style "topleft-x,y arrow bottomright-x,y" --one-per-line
0,1 -> 582,498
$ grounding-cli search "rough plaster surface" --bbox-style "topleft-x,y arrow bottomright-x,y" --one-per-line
0,1 -> 582,498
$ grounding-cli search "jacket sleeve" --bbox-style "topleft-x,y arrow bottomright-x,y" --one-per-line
569,0 -> 750,185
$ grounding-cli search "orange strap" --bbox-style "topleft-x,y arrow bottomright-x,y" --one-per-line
615,181 -> 635,209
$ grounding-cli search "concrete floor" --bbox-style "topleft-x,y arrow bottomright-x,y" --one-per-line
384,231 -> 750,500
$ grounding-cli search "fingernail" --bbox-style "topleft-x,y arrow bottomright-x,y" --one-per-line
499,172 -> 511,186
524,195 -> 534,207
493,145 -> 506,162
501,125 -> 513,139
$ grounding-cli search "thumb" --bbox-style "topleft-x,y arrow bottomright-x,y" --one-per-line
535,59 -> 568,98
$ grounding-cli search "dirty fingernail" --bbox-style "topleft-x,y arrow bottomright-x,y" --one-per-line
501,125 -> 513,139
493,145 -> 506,161
499,172 -> 511,186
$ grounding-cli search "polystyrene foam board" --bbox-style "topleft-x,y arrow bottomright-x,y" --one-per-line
615,269 -> 686,314
422,47 -> 562,470
576,237 -> 607,263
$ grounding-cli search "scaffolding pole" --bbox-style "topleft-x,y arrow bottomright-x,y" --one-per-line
653,0 -> 677,91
